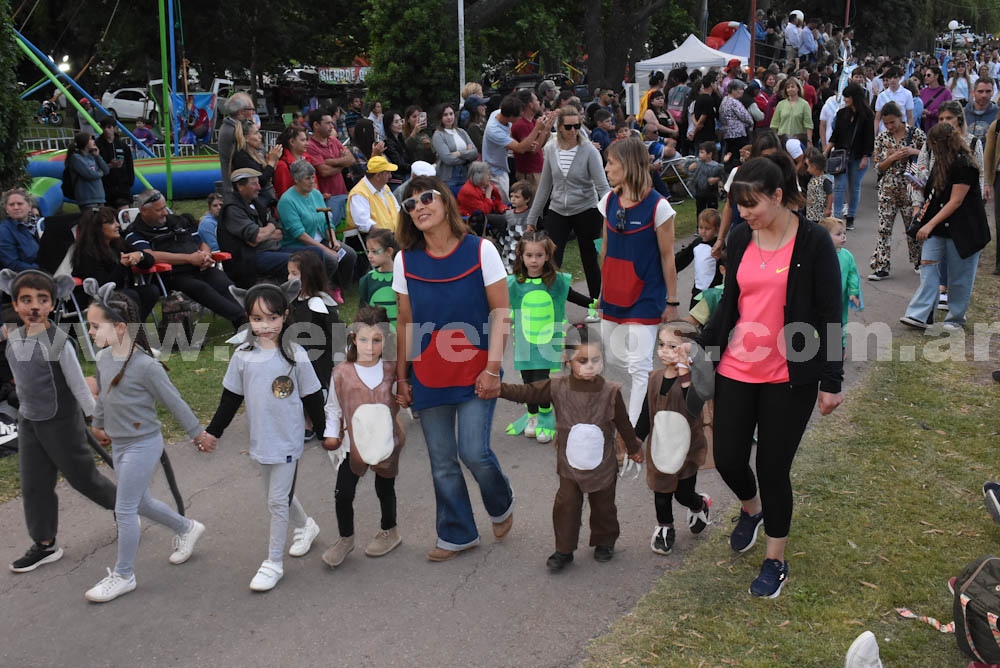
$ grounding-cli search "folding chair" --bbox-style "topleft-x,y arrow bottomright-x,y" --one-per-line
658,157 -> 695,200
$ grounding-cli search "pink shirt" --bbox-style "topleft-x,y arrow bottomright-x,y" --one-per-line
717,235 -> 796,384
306,136 -> 348,197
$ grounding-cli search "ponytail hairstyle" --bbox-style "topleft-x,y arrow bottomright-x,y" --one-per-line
85,286 -> 162,387
729,154 -> 805,210
67,131 -> 92,158
512,230 -> 559,285
563,321 -> 603,367
365,227 -> 399,257
345,305 -> 391,363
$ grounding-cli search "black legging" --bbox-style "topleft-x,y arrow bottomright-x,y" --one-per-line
712,375 -> 818,539
654,476 -> 704,525
543,207 -> 603,299
520,368 -> 550,413
334,461 -> 397,537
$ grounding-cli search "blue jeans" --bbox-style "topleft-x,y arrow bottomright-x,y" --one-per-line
833,158 -> 869,219
324,194 -> 348,228
904,235 -> 980,326
418,397 -> 514,550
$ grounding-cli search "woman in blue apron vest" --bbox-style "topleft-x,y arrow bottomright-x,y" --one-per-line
393,176 -> 515,562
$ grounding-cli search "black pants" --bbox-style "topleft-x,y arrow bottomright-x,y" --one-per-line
695,194 -> 719,214
520,369 -> 550,413
712,375 -> 818,539
654,476 -> 703,525
334,462 -> 396,537
166,269 -> 244,328
19,407 -> 116,544
994,173 -> 1000,271
544,208 -> 603,299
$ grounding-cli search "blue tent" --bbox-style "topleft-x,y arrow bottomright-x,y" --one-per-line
720,23 -> 752,60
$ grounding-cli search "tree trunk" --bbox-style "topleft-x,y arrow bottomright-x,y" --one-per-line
585,0 -> 670,88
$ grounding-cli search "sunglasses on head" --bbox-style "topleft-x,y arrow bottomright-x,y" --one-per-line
402,189 -> 441,213
562,123 -> 582,130
139,190 -> 162,207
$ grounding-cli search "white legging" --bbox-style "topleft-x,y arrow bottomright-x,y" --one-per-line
113,433 -> 191,578
602,322 -> 658,425
260,461 -> 308,562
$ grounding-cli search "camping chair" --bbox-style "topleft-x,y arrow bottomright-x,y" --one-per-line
657,157 -> 694,200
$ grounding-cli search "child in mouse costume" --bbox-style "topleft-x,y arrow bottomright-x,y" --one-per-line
0,268 -> 117,574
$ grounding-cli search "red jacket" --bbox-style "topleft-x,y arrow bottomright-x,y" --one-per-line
456,180 -> 507,217
273,151 -> 320,199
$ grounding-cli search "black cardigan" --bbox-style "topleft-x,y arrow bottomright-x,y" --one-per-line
697,217 -> 844,394
830,107 -> 875,160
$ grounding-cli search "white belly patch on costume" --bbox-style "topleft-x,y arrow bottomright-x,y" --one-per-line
351,404 -> 395,465
565,423 -> 605,471
650,410 -> 691,474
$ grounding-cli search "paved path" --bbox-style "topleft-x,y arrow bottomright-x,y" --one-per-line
0,172 -> 921,668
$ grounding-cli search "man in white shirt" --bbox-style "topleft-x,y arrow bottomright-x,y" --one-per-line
819,93 -> 844,152
783,13 -> 802,67
874,67 -> 915,134
346,156 -> 401,233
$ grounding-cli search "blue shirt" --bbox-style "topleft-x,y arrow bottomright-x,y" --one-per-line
198,213 -> 220,251
0,218 -> 41,272
483,110 -> 512,177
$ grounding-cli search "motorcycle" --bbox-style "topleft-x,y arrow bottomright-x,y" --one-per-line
35,100 -> 63,126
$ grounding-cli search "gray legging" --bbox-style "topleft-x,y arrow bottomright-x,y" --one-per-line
260,460 -> 308,562
112,434 -> 192,578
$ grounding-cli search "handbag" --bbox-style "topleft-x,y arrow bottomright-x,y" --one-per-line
946,186 -> 992,259
827,115 -> 858,175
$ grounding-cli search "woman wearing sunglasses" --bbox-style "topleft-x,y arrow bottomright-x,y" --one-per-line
597,136 -> 679,424
918,67 -> 952,132
392,176 -> 515,563
526,107 -> 610,302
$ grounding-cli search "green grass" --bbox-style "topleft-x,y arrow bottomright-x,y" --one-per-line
585,247 -> 1000,666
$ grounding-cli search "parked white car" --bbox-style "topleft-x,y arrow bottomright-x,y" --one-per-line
100,88 -> 159,123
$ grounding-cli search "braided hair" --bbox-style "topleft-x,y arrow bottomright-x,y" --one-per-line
95,290 -> 162,387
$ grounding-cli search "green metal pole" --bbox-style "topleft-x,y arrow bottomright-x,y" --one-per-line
158,0 -> 173,202
15,37 -> 154,190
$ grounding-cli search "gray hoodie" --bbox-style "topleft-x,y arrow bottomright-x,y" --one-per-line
526,138 -> 610,228
965,100 -> 999,144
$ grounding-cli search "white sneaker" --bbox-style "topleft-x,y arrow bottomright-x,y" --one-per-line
845,630 -> 883,668
85,568 -> 136,603
536,429 -> 552,444
524,415 -> 538,438
249,560 -> 284,591
169,520 -> 205,564
288,517 -> 320,557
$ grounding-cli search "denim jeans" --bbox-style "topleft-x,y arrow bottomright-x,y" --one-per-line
324,194 -> 348,228
833,158 -> 869,219
418,397 -> 514,550
904,235 -> 980,326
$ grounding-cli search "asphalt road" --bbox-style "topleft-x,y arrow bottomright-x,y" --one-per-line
0,170 -> 926,668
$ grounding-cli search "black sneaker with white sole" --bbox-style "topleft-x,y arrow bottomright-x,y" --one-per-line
867,270 -> 890,281
10,542 -> 64,573
687,494 -> 712,534
730,508 -> 764,553
650,526 -> 676,555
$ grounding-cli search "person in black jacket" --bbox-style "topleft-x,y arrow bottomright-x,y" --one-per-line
828,83 -> 875,230
696,154 -> 843,599
95,117 -> 134,208
71,206 -> 159,319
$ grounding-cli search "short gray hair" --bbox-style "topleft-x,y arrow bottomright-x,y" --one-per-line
227,92 -> 254,116
289,159 -> 316,182
468,161 -> 491,186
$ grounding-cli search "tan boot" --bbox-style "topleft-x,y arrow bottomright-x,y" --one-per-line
365,527 -> 402,557
321,536 -> 354,568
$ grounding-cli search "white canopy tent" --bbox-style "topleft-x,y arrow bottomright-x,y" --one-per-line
635,34 -> 748,83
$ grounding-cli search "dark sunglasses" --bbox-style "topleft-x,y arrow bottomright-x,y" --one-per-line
615,207 -> 627,232
139,190 -> 162,207
562,123 -> 582,130
402,189 -> 441,213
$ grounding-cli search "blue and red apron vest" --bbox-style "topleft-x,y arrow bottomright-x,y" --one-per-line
600,191 -> 666,324
402,234 -> 491,410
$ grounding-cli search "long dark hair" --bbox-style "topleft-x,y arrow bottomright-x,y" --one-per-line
289,250 -> 329,298
730,154 -> 805,209
278,124 -> 306,153
841,83 -> 873,121
243,284 -> 296,365
73,206 -> 122,268
352,118 -> 377,159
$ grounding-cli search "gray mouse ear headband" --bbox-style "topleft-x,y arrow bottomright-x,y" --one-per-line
82,278 -> 128,322
229,279 -> 301,309
0,268 -> 76,302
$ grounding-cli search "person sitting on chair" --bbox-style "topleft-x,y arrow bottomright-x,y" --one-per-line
220,168 -> 313,288
346,155 -> 401,234
124,189 -> 245,330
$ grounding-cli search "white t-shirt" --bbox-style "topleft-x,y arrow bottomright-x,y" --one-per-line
324,362 -> 384,440
820,96 -> 843,144
391,237 -> 507,294
875,87 -> 915,133
692,243 -> 717,291
597,192 -> 676,228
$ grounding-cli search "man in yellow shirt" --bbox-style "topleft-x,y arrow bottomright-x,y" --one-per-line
346,156 -> 400,233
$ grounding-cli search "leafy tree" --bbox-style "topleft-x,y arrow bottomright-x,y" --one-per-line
1,0 -> 30,189
364,0 -> 461,109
